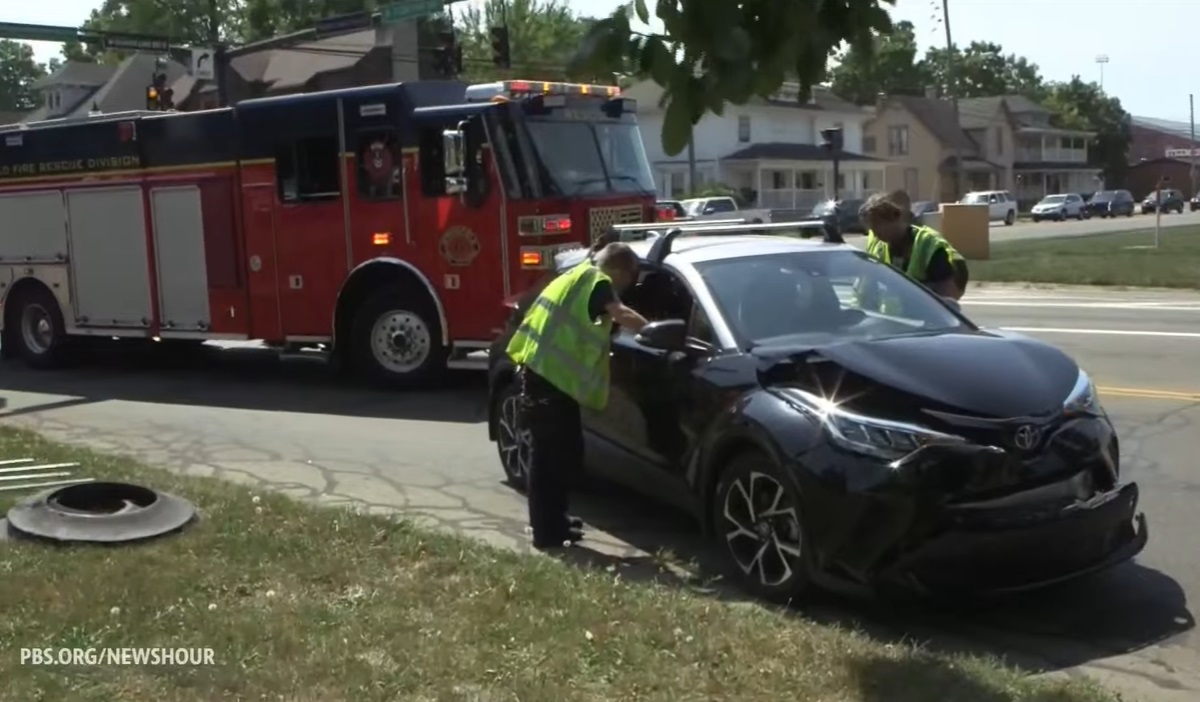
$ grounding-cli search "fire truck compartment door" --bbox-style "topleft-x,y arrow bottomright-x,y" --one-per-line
65,186 -> 153,328
0,190 -> 69,263
150,186 -> 211,330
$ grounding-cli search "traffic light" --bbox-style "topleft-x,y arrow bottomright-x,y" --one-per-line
819,127 -> 844,151
431,30 -> 464,78
146,71 -> 173,111
489,26 -> 511,68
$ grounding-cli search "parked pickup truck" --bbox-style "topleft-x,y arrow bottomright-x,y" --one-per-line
679,196 -> 774,223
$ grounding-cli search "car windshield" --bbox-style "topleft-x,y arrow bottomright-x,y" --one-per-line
961,193 -> 989,204
1092,191 -> 1114,201
524,118 -> 655,196
695,250 -> 970,347
681,199 -> 706,216
1040,195 -> 1067,204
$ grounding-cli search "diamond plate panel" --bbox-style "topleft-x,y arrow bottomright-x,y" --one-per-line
588,205 -> 643,243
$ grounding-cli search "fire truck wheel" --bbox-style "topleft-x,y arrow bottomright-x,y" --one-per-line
350,286 -> 447,387
10,285 -> 71,369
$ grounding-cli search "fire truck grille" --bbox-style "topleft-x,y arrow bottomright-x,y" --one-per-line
588,205 -> 644,243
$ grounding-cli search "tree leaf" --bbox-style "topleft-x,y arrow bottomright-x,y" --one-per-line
634,0 -> 650,26
661,82 -> 693,157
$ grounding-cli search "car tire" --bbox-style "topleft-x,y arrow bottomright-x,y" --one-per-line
349,284 -> 447,388
711,451 -> 811,604
7,284 -> 73,369
1004,210 -> 1015,226
1032,216 -> 1041,223
493,375 -> 530,492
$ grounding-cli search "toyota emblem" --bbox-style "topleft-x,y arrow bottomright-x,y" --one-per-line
1013,424 -> 1040,451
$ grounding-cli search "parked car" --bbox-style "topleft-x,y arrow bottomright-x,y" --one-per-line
960,190 -> 1017,225
811,198 -> 868,235
487,226 -> 1148,603
679,196 -> 771,224
1083,189 -> 1135,218
910,200 -> 940,226
1142,188 -> 1185,214
657,200 -> 687,219
1191,193 -> 1200,212
1030,193 -> 1087,222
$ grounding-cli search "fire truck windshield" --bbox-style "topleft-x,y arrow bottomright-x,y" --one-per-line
524,118 -> 655,197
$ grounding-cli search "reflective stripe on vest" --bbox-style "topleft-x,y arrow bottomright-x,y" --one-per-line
505,262 -> 612,410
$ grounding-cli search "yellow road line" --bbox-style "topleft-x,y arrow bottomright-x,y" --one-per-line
1098,386 -> 1200,402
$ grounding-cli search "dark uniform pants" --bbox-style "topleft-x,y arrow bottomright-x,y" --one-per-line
517,367 -> 583,541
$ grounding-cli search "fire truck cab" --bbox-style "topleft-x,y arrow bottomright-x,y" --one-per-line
0,78 -> 659,386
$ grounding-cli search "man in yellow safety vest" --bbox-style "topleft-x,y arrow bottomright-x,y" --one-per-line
860,190 -> 968,302
506,242 -> 649,549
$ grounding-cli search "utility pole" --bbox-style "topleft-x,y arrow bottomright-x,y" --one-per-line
686,136 -> 697,195
1190,94 -> 1196,200
1096,54 -> 1109,90
941,1 -> 964,200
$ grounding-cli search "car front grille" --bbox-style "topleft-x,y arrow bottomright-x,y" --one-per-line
588,205 -> 644,243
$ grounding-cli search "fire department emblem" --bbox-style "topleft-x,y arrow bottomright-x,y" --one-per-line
439,226 -> 481,267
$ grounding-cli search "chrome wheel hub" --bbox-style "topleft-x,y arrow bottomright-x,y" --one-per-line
722,471 -> 803,587
20,303 -> 54,355
496,392 -> 532,484
370,310 -> 431,374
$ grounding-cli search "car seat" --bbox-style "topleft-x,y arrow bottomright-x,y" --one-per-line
737,269 -> 843,341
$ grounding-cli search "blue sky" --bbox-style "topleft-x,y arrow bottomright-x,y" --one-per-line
8,0 -> 1191,121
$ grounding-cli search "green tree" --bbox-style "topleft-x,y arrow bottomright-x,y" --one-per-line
922,41 -> 1044,99
452,0 -> 596,83
828,20 -> 931,105
568,0 -> 894,156
1041,76 -> 1131,184
0,40 -> 49,111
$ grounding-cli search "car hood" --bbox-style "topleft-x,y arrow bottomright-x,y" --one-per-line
762,331 -> 1079,418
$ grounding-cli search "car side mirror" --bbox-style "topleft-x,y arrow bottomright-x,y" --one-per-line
635,319 -> 688,350
940,295 -> 962,312
442,124 -> 467,195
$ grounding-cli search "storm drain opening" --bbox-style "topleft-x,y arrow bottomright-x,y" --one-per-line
6,481 -> 197,545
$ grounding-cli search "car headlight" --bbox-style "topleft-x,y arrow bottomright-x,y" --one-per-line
780,388 -> 966,460
1064,369 -> 1102,416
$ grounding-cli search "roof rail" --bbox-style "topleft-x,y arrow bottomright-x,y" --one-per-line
603,218 -> 749,242
646,219 -> 833,266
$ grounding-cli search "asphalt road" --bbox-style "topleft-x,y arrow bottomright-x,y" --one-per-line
844,209 -> 1200,247
1,285 -> 1199,700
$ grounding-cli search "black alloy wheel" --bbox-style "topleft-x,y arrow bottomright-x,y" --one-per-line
494,378 -> 531,492
712,452 -> 810,603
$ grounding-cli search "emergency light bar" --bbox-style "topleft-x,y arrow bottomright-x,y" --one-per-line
465,80 -> 621,103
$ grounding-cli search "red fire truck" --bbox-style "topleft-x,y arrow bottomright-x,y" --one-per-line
0,78 -> 662,385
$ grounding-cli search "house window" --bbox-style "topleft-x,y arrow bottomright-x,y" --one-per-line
887,125 -> 909,156
994,128 -> 1003,155
800,172 -> 817,189
863,136 -> 877,153
275,135 -> 341,202
737,115 -> 751,143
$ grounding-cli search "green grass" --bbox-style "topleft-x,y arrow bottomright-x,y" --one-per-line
972,226 -> 1200,288
0,427 -> 1123,702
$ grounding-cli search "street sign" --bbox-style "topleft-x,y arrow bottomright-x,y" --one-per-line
102,35 -> 170,52
191,47 -> 215,80
381,0 -> 445,25
315,10 -> 373,38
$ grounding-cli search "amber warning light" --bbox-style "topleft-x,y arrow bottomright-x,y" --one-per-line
372,232 -> 391,246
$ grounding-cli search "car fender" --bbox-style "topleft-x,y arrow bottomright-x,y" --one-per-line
693,387 -> 823,533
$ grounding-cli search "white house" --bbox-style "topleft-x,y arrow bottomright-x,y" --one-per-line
623,80 -> 890,210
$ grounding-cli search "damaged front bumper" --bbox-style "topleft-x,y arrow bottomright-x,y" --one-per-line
880,481 -> 1147,596
801,416 -> 1148,597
